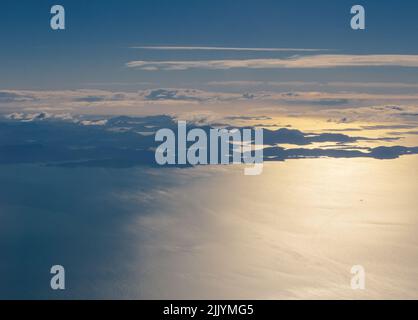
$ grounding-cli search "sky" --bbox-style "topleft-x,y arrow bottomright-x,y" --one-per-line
1,0 -> 418,90
1,1 -> 418,161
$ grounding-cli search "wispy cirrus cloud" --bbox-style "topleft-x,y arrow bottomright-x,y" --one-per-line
207,81 -> 418,89
130,46 -> 327,52
126,54 -> 418,71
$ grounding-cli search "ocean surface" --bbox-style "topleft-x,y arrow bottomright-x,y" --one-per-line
0,157 -> 417,299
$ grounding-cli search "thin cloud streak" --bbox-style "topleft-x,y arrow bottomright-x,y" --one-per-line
130,46 -> 328,52
207,81 -> 418,89
126,55 -> 418,70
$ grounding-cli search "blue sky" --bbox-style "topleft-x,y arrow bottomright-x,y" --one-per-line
1,0 -> 418,89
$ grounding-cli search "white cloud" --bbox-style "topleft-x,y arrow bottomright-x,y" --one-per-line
1,88 -> 418,127
79,119 -> 108,126
207,80 -> 418,89
5,112 -> 74,122
130,46 -> 327,52
126,55 -> 418,70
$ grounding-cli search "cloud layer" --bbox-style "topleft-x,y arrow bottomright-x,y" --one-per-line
127,55 -> 418,71
1,115 -> 417,169
2,88 -> 418,127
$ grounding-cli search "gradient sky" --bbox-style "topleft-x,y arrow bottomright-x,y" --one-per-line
1,0 -> 418,89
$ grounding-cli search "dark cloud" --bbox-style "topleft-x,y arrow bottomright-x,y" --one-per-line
323,128 -> 363,132
262,128 -> 399,146
0,115 -> 416,169
74,93 -> 128,103
74,95 -> 107,102
398,113 -> 418,117
372,105 -> 404,111
0,91 -> 34,103
242,93 -> 256,100
284,98 -> 350,106
144,89 -> 204,101
224,115 -> 272,121
361,124 -> 417,130
386,106 -> 404,111
282,92 -> 300,97
388,131 -> 418,136
264,145 -> 418,161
